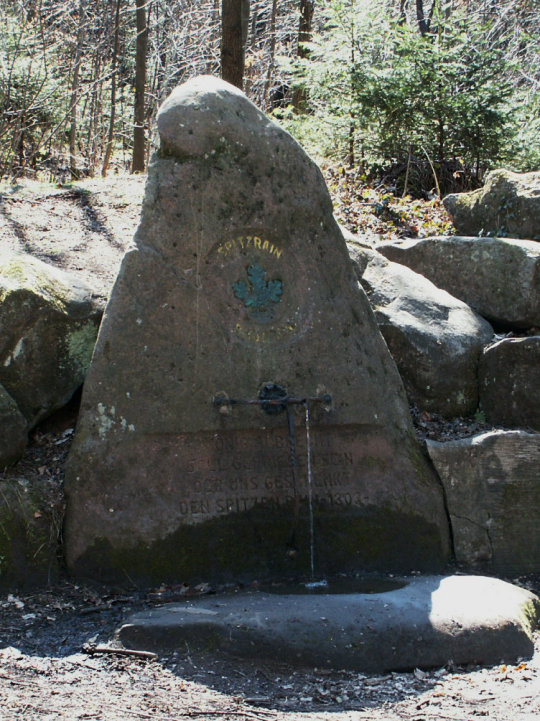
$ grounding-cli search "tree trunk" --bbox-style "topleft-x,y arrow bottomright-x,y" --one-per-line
399,0 -> 409,24
89,53 -> 103,175
416,0 -> 429,35
293,0 -> 314,112
297,0 -> 314,60
87,51 -> 101,174
102,0 -> 122,177
69,0 -> 86,180
416,0 -> 437,35
263,0 -> 278,107
132,0 -> 148,172
221,0 -> 250,89
348,17 -> 355,168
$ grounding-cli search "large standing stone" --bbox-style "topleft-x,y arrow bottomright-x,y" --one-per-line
427,431 -> 540,574
349,244 -> 494,417
65,77 -> 450,585
0,251 -> 102,427
479,336 -> 540,430
378,236 -> 540,329
444,169 -> 540,240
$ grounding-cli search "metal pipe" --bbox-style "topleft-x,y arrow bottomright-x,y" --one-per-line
213,394 -> 332,407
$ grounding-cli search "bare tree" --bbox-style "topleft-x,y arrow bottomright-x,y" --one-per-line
132,0 -> 148,172
293,0 -> 314,111
221,0 -> 250,88
69,0 -> 86,179
102,0 -> 123,177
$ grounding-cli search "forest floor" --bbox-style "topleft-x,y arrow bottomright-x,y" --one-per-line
0,577 -> 539,721
1,425 -> 539,721
0,172 -> 539,720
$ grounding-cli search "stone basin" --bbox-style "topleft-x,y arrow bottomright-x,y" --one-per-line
261,576 -> 407,595
117,575 -> 539,672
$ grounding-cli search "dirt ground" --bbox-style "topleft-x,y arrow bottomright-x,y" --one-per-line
1,176 -> 539,720
1,571 -> 539,721
0,577 -> 539,721
0,175 -> 144,300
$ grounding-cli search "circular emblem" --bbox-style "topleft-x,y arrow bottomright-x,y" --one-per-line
204,230 -> 312,346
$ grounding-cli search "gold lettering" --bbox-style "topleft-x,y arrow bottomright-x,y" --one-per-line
217,236 -> 285,260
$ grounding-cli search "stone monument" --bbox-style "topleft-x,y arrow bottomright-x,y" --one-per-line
65,77 -> 450,584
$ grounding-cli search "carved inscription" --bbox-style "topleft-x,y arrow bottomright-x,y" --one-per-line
121,426 -> 391,524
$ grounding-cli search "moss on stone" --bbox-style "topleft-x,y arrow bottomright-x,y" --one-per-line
66,322 -> 98,375
520,596 -> 540,634
0,257 -> 71,314
1,253 -> 101,427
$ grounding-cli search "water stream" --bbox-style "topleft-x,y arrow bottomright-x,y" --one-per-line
304,401 -> 316,581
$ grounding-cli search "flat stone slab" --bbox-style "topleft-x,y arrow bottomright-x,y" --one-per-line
117,575 -> 539,672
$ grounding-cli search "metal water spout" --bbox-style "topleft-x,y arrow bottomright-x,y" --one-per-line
212,386 -> 332,413
213,385 -> 332,578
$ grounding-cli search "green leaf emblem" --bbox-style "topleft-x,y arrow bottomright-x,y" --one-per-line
233,261 -> 283,322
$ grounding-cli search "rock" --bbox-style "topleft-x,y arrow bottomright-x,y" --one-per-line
0,384 -> 28,468
427,431 -> 540,574
349,245 -> 494,417
479,336 -> 540,430
0,476 -> 60,589
0,251 -> 102,427
378,236 -> 540,329
117,575 -> 539,672
444,169 -> 540,240
64,76 -> 450,586
339,223 -> 378,250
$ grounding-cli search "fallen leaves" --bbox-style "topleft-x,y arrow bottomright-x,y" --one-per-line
5,594 -> 25,609
323,164 -> 454,244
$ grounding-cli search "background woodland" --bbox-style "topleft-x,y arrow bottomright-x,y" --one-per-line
1,0 -> 538,196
